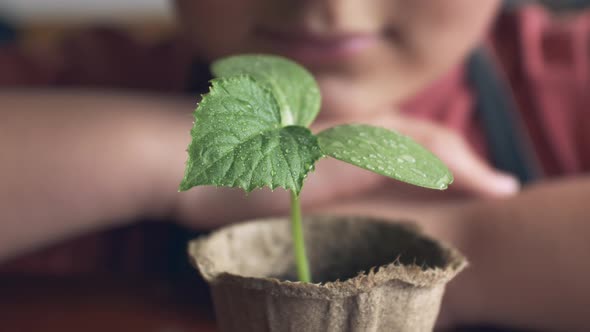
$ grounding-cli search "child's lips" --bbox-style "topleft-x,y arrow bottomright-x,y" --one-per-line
256,28 -> 379,65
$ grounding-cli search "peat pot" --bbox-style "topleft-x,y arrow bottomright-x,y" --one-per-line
188,215 -> 467,332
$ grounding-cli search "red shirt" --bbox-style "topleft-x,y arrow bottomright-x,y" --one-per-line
1,5 -> 589,276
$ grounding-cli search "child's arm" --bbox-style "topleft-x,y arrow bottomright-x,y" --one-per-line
0,90 -> 196,261
313,175 -> 590,331
0,90 -> 389,261
456,176 -> 590,331
0,92 -> 517,262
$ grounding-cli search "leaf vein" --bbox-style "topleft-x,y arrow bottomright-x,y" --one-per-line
278,130 -> 299,192
189,129 -> 277,184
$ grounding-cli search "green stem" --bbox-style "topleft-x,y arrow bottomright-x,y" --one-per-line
290,191 -> 311,283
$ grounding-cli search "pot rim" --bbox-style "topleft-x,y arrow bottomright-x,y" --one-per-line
188,215 -> 467,299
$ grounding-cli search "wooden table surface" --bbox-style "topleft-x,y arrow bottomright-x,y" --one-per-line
0,276 -> 217,332
0,276 -> 524,332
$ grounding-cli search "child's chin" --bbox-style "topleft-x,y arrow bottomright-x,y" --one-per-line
317,79 -> 389,121
320,85 -> 374,122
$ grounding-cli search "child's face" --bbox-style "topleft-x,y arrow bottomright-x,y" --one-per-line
176,0 -> 501,119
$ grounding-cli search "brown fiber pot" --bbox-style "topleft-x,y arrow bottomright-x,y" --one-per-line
188,215 -> 467,332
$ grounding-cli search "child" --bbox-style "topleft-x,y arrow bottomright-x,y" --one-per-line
1,0 -> 589,329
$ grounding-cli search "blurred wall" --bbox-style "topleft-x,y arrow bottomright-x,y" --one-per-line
507,0 -> 590,10
0,0 -> 173,23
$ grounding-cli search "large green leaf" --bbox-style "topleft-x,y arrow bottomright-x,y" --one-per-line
211,54 -> 321,127
179,75 -> 323,194
317,124 -> 453,189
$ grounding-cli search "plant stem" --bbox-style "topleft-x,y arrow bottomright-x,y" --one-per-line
290,191 -> 311,283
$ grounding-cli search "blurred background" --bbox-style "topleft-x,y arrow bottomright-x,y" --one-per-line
0,0 -> 174,49
2,0 -> 590,49
0,0 -> 173,25
2,0 -> 589,61
1,0 -> 589,22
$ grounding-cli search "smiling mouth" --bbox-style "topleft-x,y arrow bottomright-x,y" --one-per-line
255,27 -> 382,65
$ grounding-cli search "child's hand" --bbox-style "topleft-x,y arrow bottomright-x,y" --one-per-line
314,111 -> 521,198
171,109 -> 518,229
170,152 -> 386,228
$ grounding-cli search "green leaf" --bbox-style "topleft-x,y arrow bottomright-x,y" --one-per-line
179,75 -> 324,195
211,54 -> 321,127
317,124 -> 453,190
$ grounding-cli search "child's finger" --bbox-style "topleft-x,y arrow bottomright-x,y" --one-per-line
312,111 -> 520,197
435,133 -> 520,197
374,112 -> 520,198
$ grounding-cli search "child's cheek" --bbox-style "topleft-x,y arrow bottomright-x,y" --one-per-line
393,0 -> 501,79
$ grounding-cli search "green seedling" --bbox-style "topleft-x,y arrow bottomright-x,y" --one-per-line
180,55 -> 452,283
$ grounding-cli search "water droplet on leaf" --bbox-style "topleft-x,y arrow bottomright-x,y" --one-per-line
435,174 -> 451,189
400,155 -> 416,163
411,169 -> 427,178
